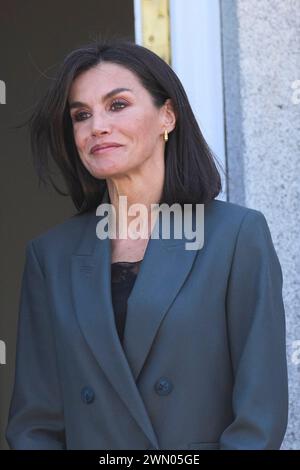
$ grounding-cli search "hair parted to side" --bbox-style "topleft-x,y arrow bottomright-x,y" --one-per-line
28,38 -> 224,214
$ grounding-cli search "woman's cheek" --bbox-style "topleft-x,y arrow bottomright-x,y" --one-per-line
73,129 -> 85,153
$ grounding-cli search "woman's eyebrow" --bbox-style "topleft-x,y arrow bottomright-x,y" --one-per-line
69,87 -> 133,110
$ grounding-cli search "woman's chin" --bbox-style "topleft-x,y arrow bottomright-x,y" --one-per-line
90,165 -> 126,179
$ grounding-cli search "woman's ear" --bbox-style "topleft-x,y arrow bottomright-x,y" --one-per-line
161,98 -> 177,132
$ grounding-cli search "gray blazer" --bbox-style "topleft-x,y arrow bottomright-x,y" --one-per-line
6,192 -> 288,450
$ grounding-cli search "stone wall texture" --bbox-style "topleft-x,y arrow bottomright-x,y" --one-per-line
221,0 -> 300,449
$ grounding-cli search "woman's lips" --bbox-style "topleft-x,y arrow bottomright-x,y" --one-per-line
91,144 -> 122,155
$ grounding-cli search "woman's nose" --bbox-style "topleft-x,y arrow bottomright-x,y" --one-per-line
90,114 -> 112,136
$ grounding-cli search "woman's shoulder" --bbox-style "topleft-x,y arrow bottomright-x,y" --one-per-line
204,198 -> 277,262
202,198 -> 274,252
205,198 -> 267,227
26,210 -> 96,259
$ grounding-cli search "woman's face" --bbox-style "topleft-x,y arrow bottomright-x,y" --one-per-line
68,62 -> 175,179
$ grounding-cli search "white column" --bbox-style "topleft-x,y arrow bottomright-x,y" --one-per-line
169,0 -> 226,200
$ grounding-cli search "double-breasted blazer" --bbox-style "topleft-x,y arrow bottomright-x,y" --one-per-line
6,191 -> 288,450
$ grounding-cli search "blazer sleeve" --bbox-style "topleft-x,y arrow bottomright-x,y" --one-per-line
6,240 -> 66,449
219,209 -> 288,450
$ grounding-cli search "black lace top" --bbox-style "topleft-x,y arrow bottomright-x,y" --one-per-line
111,260 -> 143,343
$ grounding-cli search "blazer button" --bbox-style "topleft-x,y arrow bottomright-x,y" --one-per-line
154,377 -> 173,396
81,386 -> 95,404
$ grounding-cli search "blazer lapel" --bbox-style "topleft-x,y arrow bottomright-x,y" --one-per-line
123,206 -> 199,381
71,189 -> 199,448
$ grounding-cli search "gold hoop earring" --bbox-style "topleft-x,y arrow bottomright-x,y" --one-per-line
164,130 -> 168,142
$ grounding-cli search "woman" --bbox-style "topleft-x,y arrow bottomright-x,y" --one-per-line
6,39 -> 288,450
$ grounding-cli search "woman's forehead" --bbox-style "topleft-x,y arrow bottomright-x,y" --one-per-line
69,63 -> 140,97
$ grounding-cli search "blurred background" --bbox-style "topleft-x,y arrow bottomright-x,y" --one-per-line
0,0 -> 299,450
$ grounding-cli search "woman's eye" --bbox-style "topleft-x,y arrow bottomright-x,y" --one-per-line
72,100 -> 127,122
110,100 -> 127,111
73,111 -> 90,122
